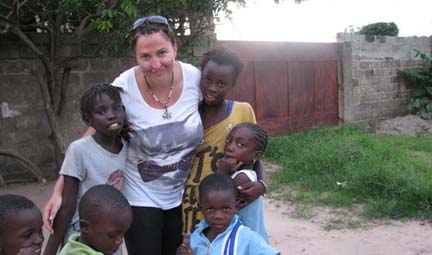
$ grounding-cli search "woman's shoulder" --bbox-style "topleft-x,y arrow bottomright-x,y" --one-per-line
179,61 -> 201,77
112,66 -> 136,89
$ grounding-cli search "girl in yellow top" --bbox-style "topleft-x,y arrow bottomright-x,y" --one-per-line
182,48 -> 267,234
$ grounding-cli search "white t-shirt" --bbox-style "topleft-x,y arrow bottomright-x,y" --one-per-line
112,61 -> 203,209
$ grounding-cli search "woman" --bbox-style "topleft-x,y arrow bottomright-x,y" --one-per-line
45,16 -> 203,255
44,16 -> 265,255
110,15 -> 203,255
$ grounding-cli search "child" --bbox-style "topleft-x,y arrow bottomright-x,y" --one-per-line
0,194 -> 44,255
178,173 -> 279,255
60,184 -> 132,255
44,84 -> 127,255
218,122 -> 270,242
182,47 -> 267,235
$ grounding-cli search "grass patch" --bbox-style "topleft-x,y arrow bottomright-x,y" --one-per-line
266,125 -> 432,219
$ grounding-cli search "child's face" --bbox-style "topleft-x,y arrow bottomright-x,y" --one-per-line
82,208 -> 132,255
87,94 -> 125,137
1,209 -> 43,255
200,190 -> 237,236
201,60 -> 237,106
224,127 -> 261,167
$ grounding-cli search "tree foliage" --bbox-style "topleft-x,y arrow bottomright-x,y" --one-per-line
359,22 -> 399,36
400,50 -> 432,119
0,0 -> 301,171
0,0 -> 248,170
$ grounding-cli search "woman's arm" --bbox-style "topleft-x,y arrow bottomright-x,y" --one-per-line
43,175 -> 64,234
82,127 -> 96,137
43,127 -> 95,233
44,176 -> 79,255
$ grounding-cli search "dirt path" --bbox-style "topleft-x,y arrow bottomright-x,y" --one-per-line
1,181 -> 432,255
264,198 -> 432,255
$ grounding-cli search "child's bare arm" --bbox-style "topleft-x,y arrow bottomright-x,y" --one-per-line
234,173 -> 252,206
233,172 -> 251,187
255,160 -> 267,183
237,161 -> 266,208
44,176 -> 79,255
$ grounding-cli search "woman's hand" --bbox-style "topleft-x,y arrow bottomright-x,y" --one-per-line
237,181 -> 265,208
43,192 -> 63,234
43,176 -> 65,234
176,235 -> 192,255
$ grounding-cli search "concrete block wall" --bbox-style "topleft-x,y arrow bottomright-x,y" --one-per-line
0,33 -> 214,180
337,33 -> 432,124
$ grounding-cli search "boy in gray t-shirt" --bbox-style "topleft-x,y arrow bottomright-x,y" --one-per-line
44,84 -> 127,255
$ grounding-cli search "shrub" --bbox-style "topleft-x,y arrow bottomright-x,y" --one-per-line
359,22 -> 399,36
400,50 -> 432,119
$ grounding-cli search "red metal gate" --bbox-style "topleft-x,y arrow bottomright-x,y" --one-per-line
218,41 -> 339,136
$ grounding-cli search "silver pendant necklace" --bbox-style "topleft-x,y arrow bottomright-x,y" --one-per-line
144,71 -> 174,120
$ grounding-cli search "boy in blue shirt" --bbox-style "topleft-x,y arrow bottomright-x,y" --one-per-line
178,173 -> 279,255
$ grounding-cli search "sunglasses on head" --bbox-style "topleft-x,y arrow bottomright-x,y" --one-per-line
131,15 -> 169,31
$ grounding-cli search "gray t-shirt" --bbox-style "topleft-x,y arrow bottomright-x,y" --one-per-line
60,135 -> 127,228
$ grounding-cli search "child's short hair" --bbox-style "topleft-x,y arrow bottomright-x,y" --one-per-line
199,173 -> 238,203
234,122 -> 268,152
80,83 -> 123,122
79,184 -> 130,221
0,194 -> 38,237
201,47 -> 244,80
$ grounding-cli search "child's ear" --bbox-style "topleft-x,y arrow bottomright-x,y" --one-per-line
254,150 -> 263,161
82,113 -> 91,126
79,219 -> 90,233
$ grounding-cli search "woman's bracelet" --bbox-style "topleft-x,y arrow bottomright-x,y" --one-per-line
258,179 -> 268,195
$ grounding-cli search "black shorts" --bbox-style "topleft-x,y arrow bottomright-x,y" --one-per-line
124,205 -> 182,255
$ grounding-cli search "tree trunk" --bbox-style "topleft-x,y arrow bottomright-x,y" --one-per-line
27,68 -> 66,169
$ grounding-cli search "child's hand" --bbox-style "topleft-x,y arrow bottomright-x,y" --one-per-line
120,119 -> 133,141
237,181 -> 264,208
217,156 -> 242,174
17,247 -> 41,255
176,235 -> 192,255
43,193 -> 63,234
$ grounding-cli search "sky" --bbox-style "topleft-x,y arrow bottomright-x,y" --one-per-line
215,0 -> 432,42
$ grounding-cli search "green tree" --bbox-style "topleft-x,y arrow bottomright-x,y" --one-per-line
0,0 -> 302,173
359,22 -> 399,36
0,0 -> 246,170
400,50 -> 432,119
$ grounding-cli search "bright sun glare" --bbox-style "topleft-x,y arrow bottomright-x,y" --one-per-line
215,0 -> 432,42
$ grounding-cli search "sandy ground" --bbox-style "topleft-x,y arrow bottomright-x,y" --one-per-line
1,181 -> 432,255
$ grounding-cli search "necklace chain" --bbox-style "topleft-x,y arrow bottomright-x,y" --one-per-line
144,72 -> 174,119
